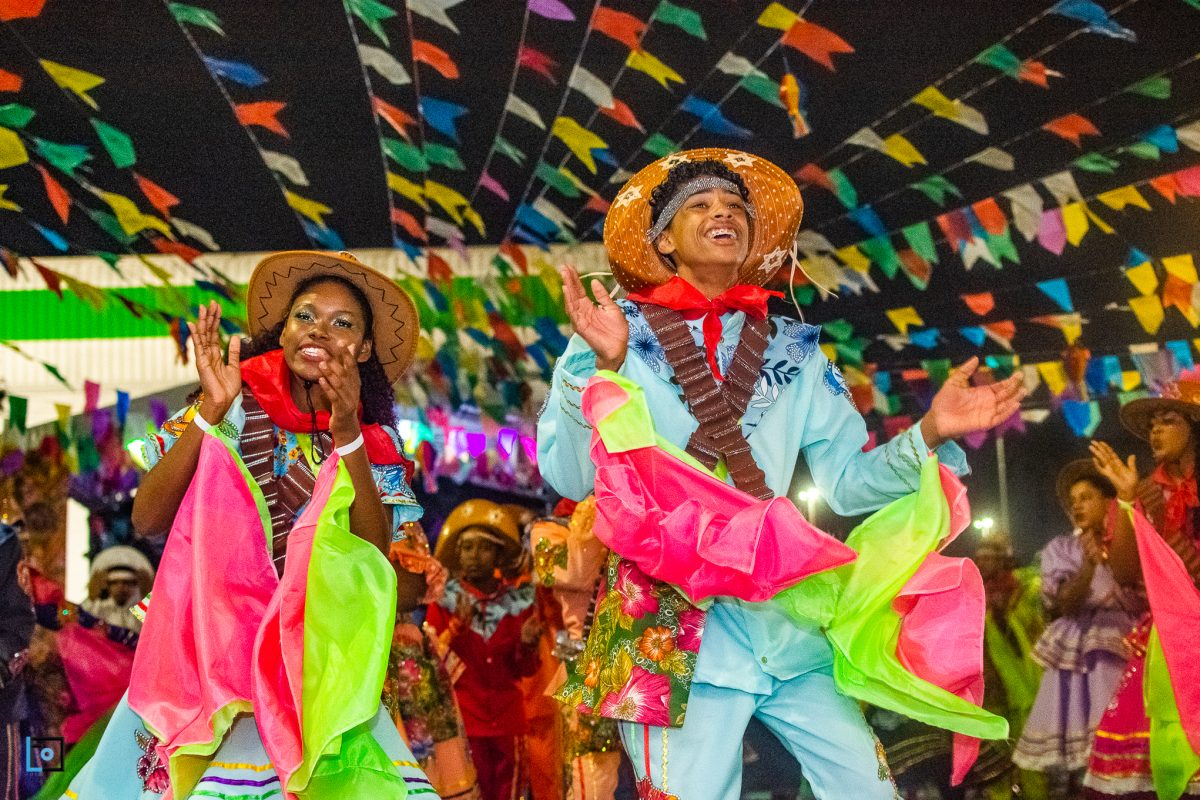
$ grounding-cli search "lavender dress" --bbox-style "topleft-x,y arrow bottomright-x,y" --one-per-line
1012,532 -> 1140,773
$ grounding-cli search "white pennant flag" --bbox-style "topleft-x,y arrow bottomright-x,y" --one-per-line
262,150 -> 309,186
534,197 -> 576,231
1042,171 -> 1083,205
407,0 -> 465,34
715,53 -> 759,78
967,147 -> 1015,171
568,65 -> 614,111
1177,120 -> 1200,153
171,217 -> 220,251
794,229 -> 836,253
358,45 -> 411,86
1003,183 -> 1043,242
847,127 -> 886,152
505,94 -> 546,130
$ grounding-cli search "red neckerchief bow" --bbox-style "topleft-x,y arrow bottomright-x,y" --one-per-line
627,276 -> 782,381
239,349 -> 412,470
1151,462 -> 1199,539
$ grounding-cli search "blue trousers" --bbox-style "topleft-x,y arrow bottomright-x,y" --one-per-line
618,671 -> 899,800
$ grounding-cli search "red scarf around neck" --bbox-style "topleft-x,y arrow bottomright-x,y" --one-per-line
627,276 -> 782,381
239,349 -> 409,468
1151,462 -> 1199,539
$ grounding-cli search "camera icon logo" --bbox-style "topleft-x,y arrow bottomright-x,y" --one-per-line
24,736 -> 64,773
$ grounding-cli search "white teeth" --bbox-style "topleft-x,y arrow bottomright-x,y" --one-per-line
707,228 -> 736,239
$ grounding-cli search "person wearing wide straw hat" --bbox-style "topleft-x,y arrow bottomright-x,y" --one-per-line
1081,373 -> 1200,799
58,251 -> 436,799
427,499 -> 541,800
537,149 -> 1026,799
80,545 -> 155,631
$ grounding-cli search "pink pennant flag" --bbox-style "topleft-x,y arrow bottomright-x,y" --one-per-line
479,171 -> 510,201
1036,208 -> 1067,255
83,379 -> 100,413
1175,165 -> 1200,198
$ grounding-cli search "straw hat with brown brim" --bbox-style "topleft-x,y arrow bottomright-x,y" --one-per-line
1055,459 -> 1116,517
246,250 -> 419,384
1119,375 -> 1200,441
88,545 -> 154,599
434,499 -> 522,573
603,148 -> 804,292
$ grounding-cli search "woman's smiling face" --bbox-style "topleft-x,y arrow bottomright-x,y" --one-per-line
279,279 -> 372,383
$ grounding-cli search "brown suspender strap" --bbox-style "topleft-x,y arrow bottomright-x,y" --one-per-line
639,303 -> 774,500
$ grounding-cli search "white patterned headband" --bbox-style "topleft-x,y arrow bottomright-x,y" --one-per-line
646,176 -> 756,242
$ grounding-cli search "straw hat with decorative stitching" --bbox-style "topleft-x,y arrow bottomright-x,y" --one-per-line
435,499 -> 522,573
246,250 -> 419,384
1055,459 -> 1115,517
1119,371 -> 1200,441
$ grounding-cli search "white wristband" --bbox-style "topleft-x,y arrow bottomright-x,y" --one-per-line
192,412 -> 215,433
335,432 -> 365,458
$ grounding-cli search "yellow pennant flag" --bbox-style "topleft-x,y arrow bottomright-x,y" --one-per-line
625,49 -> 684,90
1061,318 -> 1083,345
820,343 -> 838,362
1061,202 -> 1089,246
100,191 -> 171,235
1163,253 -> 1198,283
55,403 -> 72,430
39,60 -> 105,109
1097,185 -> 1151,211
416,334 -> 435,361
462,206 -> 485,237
560,166 -> 598,197
551,116 -> 609,174
836,244 -> 871,274
911,86 -> 988,134
0,128 -> 29,170
284,190 -> 332,226
425,179 -> 471,224
886,306 -> 924,334
0,185 -> 21,212
1122,371 -> 1142,391
1125,261 -> 1158,295
757,1 -> 798,30
387,172 -> 428,209
881,133 -> 926,167
1129,294 -> 1164,334
1084,205 -> 1114,235
1037,362 -> 1068,396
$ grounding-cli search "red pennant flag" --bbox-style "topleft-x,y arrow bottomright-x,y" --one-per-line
427,251 -> 453,284
234,101 -> 288,137
373,97 -> 416,140
151,236 -> 202,264
0,0 -> 45,21
31,258 -> 62,298
488,311 -> 527,361
134,173 -> 180,219
794,163 -> 832,191
1042,113 -> 1099,148
0,247 -> 19,278
1176,165 -> 1200,198
0,68 -> 21,92
412,40 -> 460,80
936,209 -> 972,250
498,240 -> 528,273
781,20 -> 854,71
961,292 -> 995,316
585,194 -> 611,214
970,197 -> 1007,236
983,320 -> 1016,348
1150,174 -> 1180,203
34,164 -> 70,225
897,249 -> 932,289
391,208 -> 428,241
883,414 -> 914,441
518,45 -> 558,83
591,6 -> 645,50
1017,60 -> 1054,88
599,98 -> 643,131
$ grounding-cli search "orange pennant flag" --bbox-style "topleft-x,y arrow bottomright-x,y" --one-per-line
1042,113 -> 1099,148
1163,274 -> 1194,313
411,40 -> 460,79
1150,174 -> 1179,204
234,101 -> 288,137
427,251 -> 453,283
599,98 -> 643,131
983,320 -> 1016,349
1017,60 -> 1057,88
134,173 -> 180,219
498,240 -> 528,273
961,292 -> 995,316
0,68 -> 20,92
34,164 -> 69,225
373,96 -> 416,140
151,236 -> 202,264
591,6 -> 644,50
0,0 -> 45,21
971,197 -> 1007,235
585,194 -> 611,214
781,19 -> 854,71
391,208 -> 427,241
794,163 -> 832,191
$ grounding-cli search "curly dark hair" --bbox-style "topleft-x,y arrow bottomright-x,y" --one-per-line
648,159 -> 752,230
1072,474 -> 1116,499
239,274 -> 398,428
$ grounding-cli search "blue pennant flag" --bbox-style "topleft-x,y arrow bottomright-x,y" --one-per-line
1037,278 -> 1074,312
202,56 -> 268,88
419,97 -> 469,142
1050,0 -> 1137,41
680,95 -> 753,140
959,326 -> 987,347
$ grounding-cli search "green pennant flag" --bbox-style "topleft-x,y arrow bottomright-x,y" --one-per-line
168,3 -> 225,35
85,208 -> 137,245
1120,141 -> 1161,160
985,227 -> 1020,265
535,161 -> 580,198
346,0 -> 397,45
34,137 -> 92,175
827,168 -> 857,210
382,137 -> 427,171
92,250 -> 124,275
1073,152 -> 1120,174
494,136 -> 526,166
739,73 -> 783,107
901,221 -> 938,264
42,362 -> 71,388
90,119 -> 136,168
836,342 -> 865,367
911,175 -> 961,206
1126,75 -> 1171,100
6,395 -> 27,433
643,133 -> 679,158
860,236 -> 900,279
975,44 -> 1021,77
424,142 -> 464,171
0,104 -> 34,129
59,274 -> 109,310
654,0 -> 707,39
792,284 -> 816,306
988,354 -> 1018,379
920,359 -> 952,389
824,318 -> 855,342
